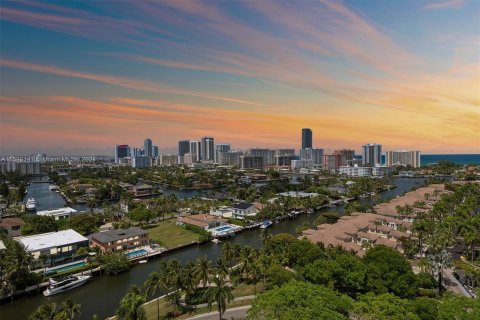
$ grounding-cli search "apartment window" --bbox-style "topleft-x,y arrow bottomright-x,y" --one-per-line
117,246 -> 122,250
117,240 -> 122,244
50,248 -> 58,254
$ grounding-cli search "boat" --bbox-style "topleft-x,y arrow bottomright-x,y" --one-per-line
211,238 -> 221,244
49,185 -> 59,191
260,220 -> 273,229
43,275 -> 90,296
138,260 -> 148,264
25,198 -> 36,211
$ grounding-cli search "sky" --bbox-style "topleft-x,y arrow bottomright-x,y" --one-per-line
0,0 -> 479,155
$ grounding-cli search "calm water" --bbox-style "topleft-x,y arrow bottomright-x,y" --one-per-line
1,177 -> 426,320
420,154 -> 480,166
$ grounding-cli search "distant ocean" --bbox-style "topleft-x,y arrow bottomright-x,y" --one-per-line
378,154 -> 480,166
420,154 -> 480,166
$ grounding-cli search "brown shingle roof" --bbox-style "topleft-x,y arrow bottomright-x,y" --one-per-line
0,217 -> 25,228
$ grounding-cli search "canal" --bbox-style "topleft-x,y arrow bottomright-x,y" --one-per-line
1,177 -> 426,319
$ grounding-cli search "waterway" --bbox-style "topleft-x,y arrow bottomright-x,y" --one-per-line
2,177 -> 427,320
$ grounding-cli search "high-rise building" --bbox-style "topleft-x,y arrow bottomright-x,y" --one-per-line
215,144 -> 231,163
114,144 -> 129,163
153,145 -> 159,158
275,154 -> 297,166
335,149 -> 355,161
302,128 -> 313,149
218,150 -> 242,166
385,150 -> 421,168
159,155 -> 178,166
240,155 -> 264,170
130,147 -> 142,157
247,148 -> 275,166
132,156 -> 150,168
276,148 -> 295,156
362,143 -> 382,167
189,141 -> 201,162
323,154 -> 346,172
144,138 -> 153,157
201,137 -> 215,161
300,148 -> 324,166
178,140 -> 190,157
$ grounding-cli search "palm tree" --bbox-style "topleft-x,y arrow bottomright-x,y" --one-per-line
117,285 -> 146,320
165,259 -> 183,316
194,256 -> 213,288
239,247 -> 257,280
86,198 -> 96,213
61,299 -> 81,320
257,254 -> 270,290
205,275 -> 234,320
144,271 -> 168,320
28,303 -> 63,320
260,229 -> 271,246
427,249 -> 452,296
182,261 -> 197,296
215,258 -> 229,277
412,214 -> 431,256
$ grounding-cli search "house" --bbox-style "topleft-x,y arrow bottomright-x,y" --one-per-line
119,182 -> 134,193
36,207 -> 77,220
89,227 -> 149,253
232,203 -> 259,220
133,184 -> 153,197
15,229 -> 89,266
210,206 -> 234,218
0,217 -> 25,237
177,214 -> 227,230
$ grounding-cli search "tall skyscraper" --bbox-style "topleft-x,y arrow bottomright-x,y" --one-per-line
189,141 -> 201,162
385,150 -> 421,168
114,144 -> 129,163
178,140 -> 190,157
302,128 -> 313,149
152,145 -> 159,158
215,144 -> 231,163
362,143 -> 382,166
201,137 -> 215,161
144,138 -> 153,157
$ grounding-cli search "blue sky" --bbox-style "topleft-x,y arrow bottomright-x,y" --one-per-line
0,0 -> 479,155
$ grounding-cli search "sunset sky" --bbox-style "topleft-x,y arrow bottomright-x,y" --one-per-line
0,0 -> 479,155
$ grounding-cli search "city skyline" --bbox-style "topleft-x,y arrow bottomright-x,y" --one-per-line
1,1 -> 479,155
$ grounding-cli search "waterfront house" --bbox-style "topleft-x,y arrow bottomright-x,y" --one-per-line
36,207 -> 77,220
89,227 -> 149,253
177,214 -> 227,230
232,202 -> 259,220
0,217 -> 25,237
133,184 -> 153,197
15,229 -> 88,266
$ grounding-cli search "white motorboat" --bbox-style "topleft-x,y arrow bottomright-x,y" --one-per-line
260,220 -> 273,229
43,275 -> 90,296
49,185 -> 59,191
25,198 -> 36,211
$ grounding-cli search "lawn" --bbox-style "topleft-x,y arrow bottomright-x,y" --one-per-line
146,220 -> 200,249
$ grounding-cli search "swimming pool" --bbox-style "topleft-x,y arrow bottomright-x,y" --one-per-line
215,226 -> 233,232
46,261 -> 86,274
125,249 -> 148,258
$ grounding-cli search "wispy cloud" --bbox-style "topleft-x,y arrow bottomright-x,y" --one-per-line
0,58 -> 269,107
424,0 -> 466,10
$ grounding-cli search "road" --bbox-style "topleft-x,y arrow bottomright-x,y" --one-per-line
186,305 -> 251,320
